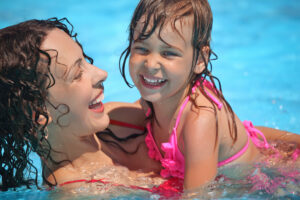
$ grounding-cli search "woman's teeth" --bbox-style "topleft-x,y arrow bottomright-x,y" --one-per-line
89,94 -> 104,106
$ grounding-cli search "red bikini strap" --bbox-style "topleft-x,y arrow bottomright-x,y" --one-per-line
59,178 -> 153,192
59,179 -> 108,187
110,119 -> 145,131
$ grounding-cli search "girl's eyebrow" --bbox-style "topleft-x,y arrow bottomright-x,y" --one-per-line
161,43 -> 183,53
133,39 -> 145,44
134,39 -> 183,53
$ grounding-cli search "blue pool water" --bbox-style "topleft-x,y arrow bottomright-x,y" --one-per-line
0,0 -> 299,199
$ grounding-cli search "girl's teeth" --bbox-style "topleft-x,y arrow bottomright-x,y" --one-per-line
143,76 -> 165,83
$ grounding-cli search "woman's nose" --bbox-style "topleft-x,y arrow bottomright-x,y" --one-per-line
90,65 -> 107,88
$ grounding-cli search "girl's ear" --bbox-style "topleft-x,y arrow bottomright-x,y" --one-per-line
193,46 -> 210,74
194,62 -> 205,74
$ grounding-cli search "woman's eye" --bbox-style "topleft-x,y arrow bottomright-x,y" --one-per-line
74,70 -> 83,81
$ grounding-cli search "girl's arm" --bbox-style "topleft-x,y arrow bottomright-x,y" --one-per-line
183,110 -> 219,190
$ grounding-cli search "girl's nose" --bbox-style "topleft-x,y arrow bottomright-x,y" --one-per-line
144,53 -> 161,72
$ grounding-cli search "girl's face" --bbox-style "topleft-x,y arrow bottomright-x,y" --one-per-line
41,28 -> 109,137
129,17 -> 203,105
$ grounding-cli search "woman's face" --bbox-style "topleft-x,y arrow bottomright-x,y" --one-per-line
41,28 -> 109,137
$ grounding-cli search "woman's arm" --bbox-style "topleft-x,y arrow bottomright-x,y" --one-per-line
103,101 -> 162,173
255,126 -> 300,145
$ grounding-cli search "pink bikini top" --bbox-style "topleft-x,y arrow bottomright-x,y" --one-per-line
145,79 -> 270,179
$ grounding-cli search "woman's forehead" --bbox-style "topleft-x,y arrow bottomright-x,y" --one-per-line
41,29 -> 81,79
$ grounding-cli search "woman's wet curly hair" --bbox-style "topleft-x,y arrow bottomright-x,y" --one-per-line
0,18 -> 92,191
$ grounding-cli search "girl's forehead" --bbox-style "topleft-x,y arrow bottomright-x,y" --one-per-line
134,15 -> 193,43
136,14 -> 193,31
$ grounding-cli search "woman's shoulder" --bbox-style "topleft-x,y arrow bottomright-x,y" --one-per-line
45,163 -> 86,188
104,100 -> 142,111
104,101 -> 144,121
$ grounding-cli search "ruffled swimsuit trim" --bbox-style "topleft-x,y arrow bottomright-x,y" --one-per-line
145,79 -> 270,179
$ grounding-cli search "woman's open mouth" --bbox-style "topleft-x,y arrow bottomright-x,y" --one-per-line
89,91 -> 104,113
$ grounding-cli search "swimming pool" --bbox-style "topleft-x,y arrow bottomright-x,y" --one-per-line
0,0 -> 299,199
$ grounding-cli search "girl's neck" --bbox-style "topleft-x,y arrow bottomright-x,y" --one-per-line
152,85 -> 190,128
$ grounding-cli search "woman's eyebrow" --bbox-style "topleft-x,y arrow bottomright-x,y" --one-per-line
64,58 -> 82,79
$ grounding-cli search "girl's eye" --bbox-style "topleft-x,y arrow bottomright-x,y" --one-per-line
134,46 -> 148,54
162,51 -> 178,57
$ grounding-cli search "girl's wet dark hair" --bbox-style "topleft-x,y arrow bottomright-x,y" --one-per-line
0,18 -> 95,191
120,0 -> 237,147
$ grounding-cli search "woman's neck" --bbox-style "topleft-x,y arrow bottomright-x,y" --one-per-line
45,124 -> 113,169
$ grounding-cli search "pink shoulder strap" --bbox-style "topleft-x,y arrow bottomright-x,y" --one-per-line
173,97 -> 190,130
194,79 -> 223,110
146,108 -> 151,117
174,79 -> 223,129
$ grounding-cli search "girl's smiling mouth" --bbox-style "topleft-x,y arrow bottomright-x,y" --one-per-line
140,75 -> 167,89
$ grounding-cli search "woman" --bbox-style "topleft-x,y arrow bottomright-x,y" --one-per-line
0,18 -> 161,191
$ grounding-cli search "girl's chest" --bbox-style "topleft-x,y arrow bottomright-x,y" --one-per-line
107,135 -> 162,173
152,121 -> 185,156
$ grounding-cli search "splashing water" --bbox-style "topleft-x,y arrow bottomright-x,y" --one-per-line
4,140 -> 298,200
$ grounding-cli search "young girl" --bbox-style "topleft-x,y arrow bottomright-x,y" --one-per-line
119,0 -> 300,190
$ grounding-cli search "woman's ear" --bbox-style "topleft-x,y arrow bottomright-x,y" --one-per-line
38,114 -> 52,125
32,111 -> 52,125
193,46 -> 210,74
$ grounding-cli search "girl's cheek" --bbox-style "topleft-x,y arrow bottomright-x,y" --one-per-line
130,55 -> 142,67
129,58 -> 135,69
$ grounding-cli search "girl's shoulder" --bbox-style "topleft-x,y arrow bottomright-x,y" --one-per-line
180,82 -> 224,142
181,98 -> 218,144
189,84 -> 223,114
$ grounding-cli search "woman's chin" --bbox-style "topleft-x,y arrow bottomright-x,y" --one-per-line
94,114 -> 110,132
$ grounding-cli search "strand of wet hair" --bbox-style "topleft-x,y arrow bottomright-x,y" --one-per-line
97,128 -> 146,154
